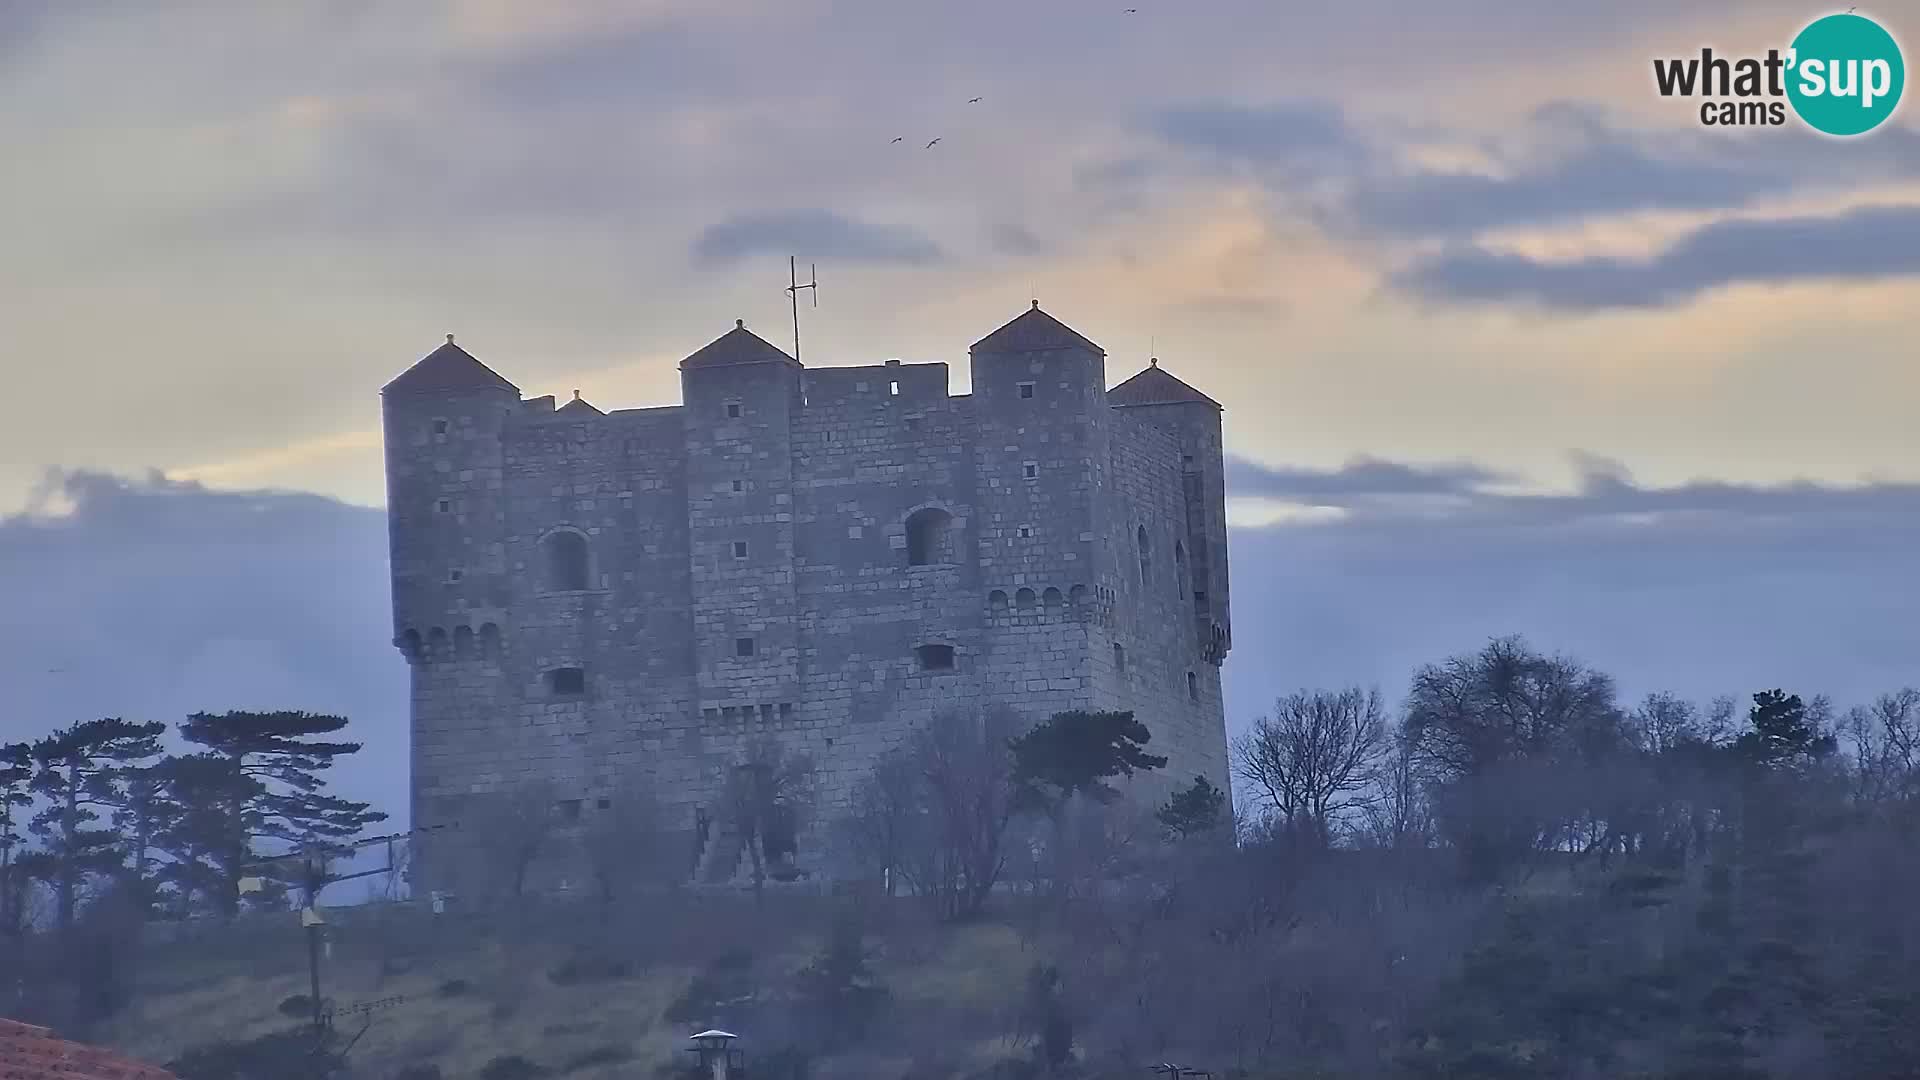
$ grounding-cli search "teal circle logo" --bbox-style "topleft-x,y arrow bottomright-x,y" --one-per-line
1786,12 -> 1905,136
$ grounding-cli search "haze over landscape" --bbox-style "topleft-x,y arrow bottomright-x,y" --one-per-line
3,1 -> 1917,825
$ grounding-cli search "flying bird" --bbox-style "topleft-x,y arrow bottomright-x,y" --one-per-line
968,96 -> 982,103
926,138 -> 941,148
891,136 -> 904,143
1124,7 -> 1138,12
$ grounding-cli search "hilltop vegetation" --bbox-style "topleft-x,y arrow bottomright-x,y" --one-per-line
5,635 -> 1920,1079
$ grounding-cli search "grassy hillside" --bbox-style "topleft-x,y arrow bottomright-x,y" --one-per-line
100,888 -> 1046,1079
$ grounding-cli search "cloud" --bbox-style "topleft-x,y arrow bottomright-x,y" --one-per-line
1391,202 -> 1920,310
1220,453 -> 1920,723
1135,98 -> 1920,240
0,469 -> 407,822
691,209 -> 944,267
1226,456 -> 1522,501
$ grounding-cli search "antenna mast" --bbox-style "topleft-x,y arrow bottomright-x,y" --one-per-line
786,255 -> 818,364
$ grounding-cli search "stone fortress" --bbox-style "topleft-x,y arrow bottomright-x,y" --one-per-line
382,302 -> 1233,889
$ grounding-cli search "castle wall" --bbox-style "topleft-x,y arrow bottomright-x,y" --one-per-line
384,314 -> 1233,892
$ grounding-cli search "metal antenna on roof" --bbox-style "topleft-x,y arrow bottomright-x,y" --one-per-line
786,256 -> 818,364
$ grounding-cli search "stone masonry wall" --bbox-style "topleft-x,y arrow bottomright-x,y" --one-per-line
385,321 -> 1232,892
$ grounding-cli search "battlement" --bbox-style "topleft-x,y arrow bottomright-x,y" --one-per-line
382,303 -> 1233,892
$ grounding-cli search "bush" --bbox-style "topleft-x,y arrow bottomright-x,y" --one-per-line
166,1030 -> 342,1080
561,1043 -> 634,1071
547,944 -> 634,985
663,950 -> 759,1024
479,1055 -> 545,1080
278,994 -> 314,1018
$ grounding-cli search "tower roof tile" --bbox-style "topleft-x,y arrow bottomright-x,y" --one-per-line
681,320 -> 800,371
383,336 -> 520,396
970,301 -> 1104,355
1107,359 -> 1221,409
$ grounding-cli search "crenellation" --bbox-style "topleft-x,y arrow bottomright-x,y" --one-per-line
383,307 -> 1232,892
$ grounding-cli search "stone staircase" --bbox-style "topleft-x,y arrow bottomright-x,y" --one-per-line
697,821 -> 747,884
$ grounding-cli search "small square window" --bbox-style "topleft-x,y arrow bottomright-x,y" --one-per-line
1023,462 -> 1038,480
447,568 -> 463,583
1017,526 -> 1032,538
732,540 -> 749,559
916,644 -> 955,671
735,637 -> 756,657
1182,454 -> 1194,466
1017,382 -> 1035,399
436,499 -> 451,513
556,799 -> 582,822
731,479 -> 744,493
889,380 -> 900,396
726,402 -> 742,418
548,667 -> 586,695
433,419 -> 449,434
596,798 -> 611,810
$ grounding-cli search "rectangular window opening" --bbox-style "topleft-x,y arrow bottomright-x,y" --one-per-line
731,479 -> 744,493
726,402 -> 742,418
916,643 -> 956,671
889,380 -> 900,396
556,799 -> 583,822
547,667 -> 586,695
433,419 -> 449,434
1017,525 -> 1032,538
735,637 -> 756,657
1022,462 -> 1038,480
447,568 -> 463,583
1113,643 -> 1127,673
436,499 -> 451,513
732,540 -> 749,559
1017,382 -> 1035,399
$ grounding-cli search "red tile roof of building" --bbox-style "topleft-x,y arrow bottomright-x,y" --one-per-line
0,1018 -> 179,1080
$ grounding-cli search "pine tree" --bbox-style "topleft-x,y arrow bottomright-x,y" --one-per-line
1156,775 -> 1227,838
1009,709 -> 1167,809
27,718 -> 167,931
177,711 -> 385,917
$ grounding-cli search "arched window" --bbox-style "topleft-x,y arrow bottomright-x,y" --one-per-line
478,623 -> 501,659
1015,588 -> 1037,612
905,507 -> 955,566
544,530 -> 590,591
1137,526 -> 1152,587
454,625 -> 475,659
1112,643 -> 1126,673
1068,584 -> 1087,607
1042,587 -> 1063,615
1187,670 -> 1199,702
427,627 -> 449,662
988,590 -> 1009,615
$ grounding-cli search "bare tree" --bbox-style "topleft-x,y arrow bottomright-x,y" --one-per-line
457,781 -> 557,908
1359,730 -> 1432,851
891,704 -> 1027,921
1234,688 -> 1389,847
723,737 -> 816,899
1844,689 -> 1920,809
839,750 -> 922,897
583,783 -> 672,912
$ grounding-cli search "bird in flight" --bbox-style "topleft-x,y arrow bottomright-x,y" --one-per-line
926,138 -> 942,148
891,136 -> 903,143
968,96 -> 982,103
1124,7 -> 1138,12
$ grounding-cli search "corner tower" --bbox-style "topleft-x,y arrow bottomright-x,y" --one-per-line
679,321 -> 806,713
382,336 -> 521,856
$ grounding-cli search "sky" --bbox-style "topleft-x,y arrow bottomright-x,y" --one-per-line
2,2 -> 1917,824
